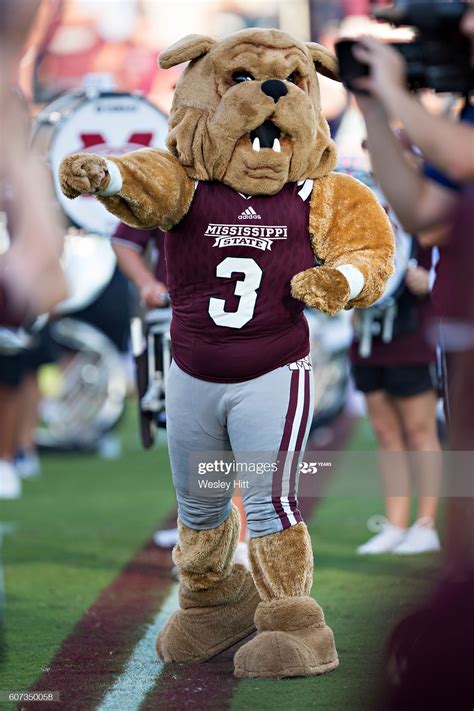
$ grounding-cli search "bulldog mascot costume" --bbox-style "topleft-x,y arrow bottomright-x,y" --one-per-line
60,29 -> 394,679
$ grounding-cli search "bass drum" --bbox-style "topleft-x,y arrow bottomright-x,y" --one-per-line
56,230 -> 117,315
36,318 -> 127,451
32,90 -> 169,235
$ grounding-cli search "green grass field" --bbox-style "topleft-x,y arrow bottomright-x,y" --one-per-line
0,410 -> 441,709
234,419 -> 441,710
0,410 -> 176,695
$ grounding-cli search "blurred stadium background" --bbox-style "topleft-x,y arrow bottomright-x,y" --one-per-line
0,1 -> 454,709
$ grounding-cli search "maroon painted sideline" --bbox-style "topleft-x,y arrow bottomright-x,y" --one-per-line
142,414 -> 355,711
20,513 -> 177,711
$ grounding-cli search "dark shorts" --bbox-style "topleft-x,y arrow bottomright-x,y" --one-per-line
0,350 -> 28,387
0,325 -> 59,387
352,363 -> 438,398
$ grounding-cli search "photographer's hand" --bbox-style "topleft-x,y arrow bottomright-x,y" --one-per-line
354,68 -> 458,234
352,36 -> 407,115
352,35 -> 474,185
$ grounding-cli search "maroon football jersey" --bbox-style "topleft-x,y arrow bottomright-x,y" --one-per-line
165,180 -> 315,382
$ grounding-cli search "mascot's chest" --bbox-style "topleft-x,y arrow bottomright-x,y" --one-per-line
165,180 -> 315,286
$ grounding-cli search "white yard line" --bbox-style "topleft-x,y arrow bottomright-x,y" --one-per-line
97,582 -> 179,711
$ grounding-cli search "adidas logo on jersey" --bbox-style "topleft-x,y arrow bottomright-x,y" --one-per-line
238,207 -> 261,220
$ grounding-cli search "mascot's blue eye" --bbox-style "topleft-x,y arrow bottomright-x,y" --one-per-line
233,71 -> 254,83
286,72 -> 298,84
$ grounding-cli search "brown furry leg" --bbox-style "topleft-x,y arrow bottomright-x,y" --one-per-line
234,522 -> 339,678
156,504 -> 260,663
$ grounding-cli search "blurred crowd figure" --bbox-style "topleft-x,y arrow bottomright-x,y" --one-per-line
351,237 -> 442,555
348,7 -> 474,709
0,0 -> 67,498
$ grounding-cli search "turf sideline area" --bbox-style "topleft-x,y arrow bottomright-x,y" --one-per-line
1,412 -> 441,710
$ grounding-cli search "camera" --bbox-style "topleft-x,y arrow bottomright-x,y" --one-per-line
336,1 -> 473,93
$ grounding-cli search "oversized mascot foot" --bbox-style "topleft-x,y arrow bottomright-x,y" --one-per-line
234,522 -> 339,678
157,563 -> 259,662
234,595 -> 339,678
156,504 -> 260,663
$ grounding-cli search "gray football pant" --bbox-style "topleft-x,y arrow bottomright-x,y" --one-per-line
166,358 -> 314,538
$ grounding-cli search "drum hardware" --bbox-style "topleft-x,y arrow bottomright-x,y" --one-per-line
306,309 -> 351,428
131,307 -> 172,449
36,318 -> 127,451
357,298 -> 399,358
381,298 -> 398,343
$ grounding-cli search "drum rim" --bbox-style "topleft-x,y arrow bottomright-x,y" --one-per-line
33,91 -> 169,234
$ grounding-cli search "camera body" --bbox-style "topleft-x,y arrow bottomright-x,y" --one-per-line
336,1 -> 473,93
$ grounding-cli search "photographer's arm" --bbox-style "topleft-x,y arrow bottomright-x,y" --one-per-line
379,89 -> 474,184
354,37 -> 474,183
359,97 -> 457,233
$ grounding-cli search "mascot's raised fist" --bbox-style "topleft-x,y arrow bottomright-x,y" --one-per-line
59,153 -> 110,199
291,265 -> 351,316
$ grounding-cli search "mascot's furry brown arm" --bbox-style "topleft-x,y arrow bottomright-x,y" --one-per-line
59,28 -> 394,681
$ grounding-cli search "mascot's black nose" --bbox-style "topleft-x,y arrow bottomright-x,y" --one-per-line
261,80 -> 288,103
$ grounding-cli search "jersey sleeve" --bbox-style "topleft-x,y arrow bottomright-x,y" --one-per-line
423,163 -> 460,193
111,222 -> 151,253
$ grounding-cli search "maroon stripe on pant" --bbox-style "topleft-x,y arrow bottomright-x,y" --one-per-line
288,368 -> 311,518
272,369 -> 300,529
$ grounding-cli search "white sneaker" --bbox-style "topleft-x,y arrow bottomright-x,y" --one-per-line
356,515 -> 407,555
392,517 -> 441,554
0,460 -> 22,499
15,449 -> 41,479
153,528 -> 179,548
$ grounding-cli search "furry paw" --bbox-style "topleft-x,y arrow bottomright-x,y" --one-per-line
291,266 -> 351,316
59,153 -> 110,199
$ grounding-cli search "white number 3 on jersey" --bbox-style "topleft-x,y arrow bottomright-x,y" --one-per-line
208,257 -> 263,329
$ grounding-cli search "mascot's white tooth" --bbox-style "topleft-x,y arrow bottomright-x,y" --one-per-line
252,137 -> 261,152
272,138 -> 281,153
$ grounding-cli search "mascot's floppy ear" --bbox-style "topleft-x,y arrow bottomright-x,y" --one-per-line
306,43 -> 340,82
159,34 -> 216,69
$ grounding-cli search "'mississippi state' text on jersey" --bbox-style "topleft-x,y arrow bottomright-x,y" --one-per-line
165,180 -> 315,383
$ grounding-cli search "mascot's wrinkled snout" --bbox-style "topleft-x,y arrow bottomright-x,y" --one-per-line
159,28 -> 341,195
252,80 -> 288,152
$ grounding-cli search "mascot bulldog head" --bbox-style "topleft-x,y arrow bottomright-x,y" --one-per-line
159,28 -> 340,195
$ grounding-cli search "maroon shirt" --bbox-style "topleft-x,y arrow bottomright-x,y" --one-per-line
112,223 -> 168,285
431,186 -> 474,322
351,248 -> 436,367
165,180 -> 315,382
